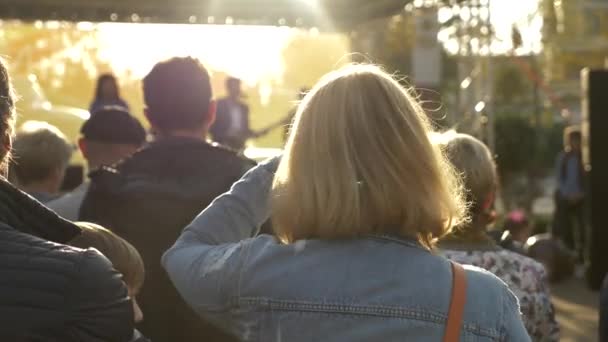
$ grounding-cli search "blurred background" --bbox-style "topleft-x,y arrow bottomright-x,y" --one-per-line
3,0 -> 606,219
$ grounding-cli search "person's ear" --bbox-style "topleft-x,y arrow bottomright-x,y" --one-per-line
78,138 -> 88,159
50,166 -> 67,192
482,191 -> 496,212
205,100 -> 217,129
3,132 -> 11,154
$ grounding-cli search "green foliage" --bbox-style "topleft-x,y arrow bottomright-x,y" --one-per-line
493,64 -> 531,106
281,32 -> 351,90
494,113 -> 565,177
536,120 -> 565,170
494,114 -> 536,176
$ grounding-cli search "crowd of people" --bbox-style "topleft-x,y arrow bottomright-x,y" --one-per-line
0,53 -> 600,341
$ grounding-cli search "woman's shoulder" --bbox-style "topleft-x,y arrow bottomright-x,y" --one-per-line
460,263 -> 520,308
462,263 -> 511,291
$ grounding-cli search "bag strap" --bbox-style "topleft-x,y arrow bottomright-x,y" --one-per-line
443,261 -> 467,342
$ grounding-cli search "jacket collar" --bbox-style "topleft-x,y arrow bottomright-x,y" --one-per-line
0,177 -> 80,243
369,234 -> 427,251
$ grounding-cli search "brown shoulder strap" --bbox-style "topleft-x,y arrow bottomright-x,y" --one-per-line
444,261 -> 467,342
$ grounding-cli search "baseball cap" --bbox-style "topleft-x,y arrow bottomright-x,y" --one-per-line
81,106 -> 146,145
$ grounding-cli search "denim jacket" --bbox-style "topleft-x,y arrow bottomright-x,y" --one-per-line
162,159 -> 530,341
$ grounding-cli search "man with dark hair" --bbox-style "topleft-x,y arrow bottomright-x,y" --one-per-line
48,107 -> 146,220
80,57 -> 254,342
0,59 -> 134,340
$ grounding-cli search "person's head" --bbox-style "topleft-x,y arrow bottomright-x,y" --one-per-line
564,126 -> 582,152
79,107 -> 146,169
526,233 -> 575,283
70,222 -> 145,323
11,121 -> 73,194
95,74 -> 120,101
0,57 -> 16,177
504,210 -> 531,243
143,57 -> 215,138
436,133 -> 497,236
271,64 -> 467,249
225,77 -> 242,99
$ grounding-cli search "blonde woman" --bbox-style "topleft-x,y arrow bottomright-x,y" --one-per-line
163,65 -> 529,341
437,133 -> 559,341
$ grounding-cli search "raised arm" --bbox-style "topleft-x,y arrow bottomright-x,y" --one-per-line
161,157 -> 279,321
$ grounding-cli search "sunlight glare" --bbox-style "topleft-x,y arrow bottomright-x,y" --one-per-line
438,0 -> 543,55
97,23 -> 293,86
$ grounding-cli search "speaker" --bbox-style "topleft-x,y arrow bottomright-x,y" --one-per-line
581,68 -> 608,290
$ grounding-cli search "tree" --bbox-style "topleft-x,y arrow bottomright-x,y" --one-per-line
281,32 -> 350,90
494,64 -> 529,106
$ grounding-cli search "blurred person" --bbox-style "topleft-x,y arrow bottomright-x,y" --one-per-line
163,65 -> 530,341
80,57 -> 255,342
0,57 -> 134,341
553,126 -> 586,263
438,133 -> 559,341
48,107 -> 146,220
504,210 -> 533,245
69,222 -> 150,342
10,121 -> 73,202
210,77 -> 254,150
488,210 -> 532,255
90,73 -> 130,114
526,233 -> 576,283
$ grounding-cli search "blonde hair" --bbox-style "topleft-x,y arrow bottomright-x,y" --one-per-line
436,132 -> 497,217
11,121 -> 73,185
271,64 -> 466,249
70,222 -> 145,292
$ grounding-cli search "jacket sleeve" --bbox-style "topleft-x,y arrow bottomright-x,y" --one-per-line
66,248 -> 134,342
161,158 -> 278,318
500,285 -> 532,342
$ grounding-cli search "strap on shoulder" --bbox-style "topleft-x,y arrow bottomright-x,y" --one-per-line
444,261 -> 467,342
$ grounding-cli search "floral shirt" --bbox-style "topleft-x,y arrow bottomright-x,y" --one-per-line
442,248 -> 560,342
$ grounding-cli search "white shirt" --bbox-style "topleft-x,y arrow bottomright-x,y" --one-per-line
47,182 -> 90,221
227,103 -> 244,138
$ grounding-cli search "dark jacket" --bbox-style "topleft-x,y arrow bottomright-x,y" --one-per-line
210,97 -> 251,150
0,178 -> 134,342
79,137 -> 255,342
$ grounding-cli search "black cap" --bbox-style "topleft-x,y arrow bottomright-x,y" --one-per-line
81,106 -> 146,145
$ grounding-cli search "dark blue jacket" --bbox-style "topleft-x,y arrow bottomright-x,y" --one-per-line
0,178 -> 133,341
